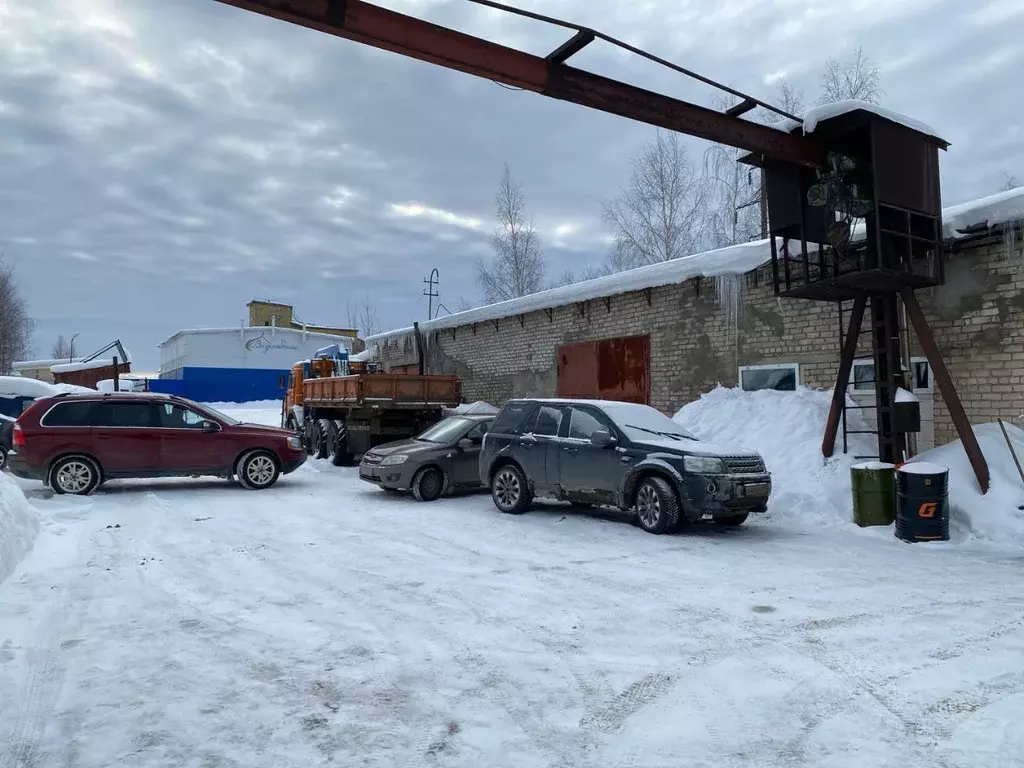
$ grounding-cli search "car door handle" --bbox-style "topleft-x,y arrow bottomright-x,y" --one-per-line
519,437 -> 537,449
562,446 -> 578,455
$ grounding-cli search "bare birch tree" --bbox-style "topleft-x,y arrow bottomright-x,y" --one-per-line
1001,173 -> 1020,191
552,261 -> 611,288
51,334 -> 73,360
346,295 -> 380,338
476,163 -> 546,302
703,81 -> 808,248
0,257 -> 35,373
818,45 -> 882,104
602,131 -> 710,271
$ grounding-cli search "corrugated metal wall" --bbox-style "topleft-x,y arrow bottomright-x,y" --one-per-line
556,334 -> 649,404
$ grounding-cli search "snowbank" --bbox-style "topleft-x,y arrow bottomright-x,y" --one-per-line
0,472 -> 40,585
0,376 -> 92,398
907,422 -> 1024,546
673,386 -> 876,528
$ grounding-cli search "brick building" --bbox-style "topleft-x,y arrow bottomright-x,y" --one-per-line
365,189 -> 1024,453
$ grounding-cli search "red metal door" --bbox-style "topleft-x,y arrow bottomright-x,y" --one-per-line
556,335 -> 649,404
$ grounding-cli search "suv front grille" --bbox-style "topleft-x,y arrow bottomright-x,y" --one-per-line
723,456 -> 766,474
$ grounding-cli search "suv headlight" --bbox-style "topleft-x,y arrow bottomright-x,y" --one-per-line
684,455 -> 725,474
380,454 -> 409,466
287,436 -> 302,450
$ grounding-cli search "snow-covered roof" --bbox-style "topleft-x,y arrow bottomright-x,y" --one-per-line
365,238 -> 776,342
159,326 -> 352,347
51,358 -> 128,374
944,187 -> 1024,238
12,358 -> 83,369
365,185 -> 1024,344
807,100 -> 944,143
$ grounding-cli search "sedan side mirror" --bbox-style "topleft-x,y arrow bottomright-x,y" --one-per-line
591,429 -> 617,448
202,420 -> 219,432
457,438 -> 474,449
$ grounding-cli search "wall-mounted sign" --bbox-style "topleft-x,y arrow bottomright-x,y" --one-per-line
245,332 -> 300,354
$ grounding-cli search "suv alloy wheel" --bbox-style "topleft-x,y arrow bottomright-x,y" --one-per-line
491,463 -> 531,514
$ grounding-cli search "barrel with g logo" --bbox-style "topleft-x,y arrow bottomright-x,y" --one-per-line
895,462 -> 950,542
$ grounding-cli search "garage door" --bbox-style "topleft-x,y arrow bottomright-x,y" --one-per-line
556,335 -> 649,404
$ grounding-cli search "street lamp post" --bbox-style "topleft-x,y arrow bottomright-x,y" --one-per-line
69,333 -> 79,363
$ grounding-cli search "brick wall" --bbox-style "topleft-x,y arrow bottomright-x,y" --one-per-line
375,235 -> 1023,447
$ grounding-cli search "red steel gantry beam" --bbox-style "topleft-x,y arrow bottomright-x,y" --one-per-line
212,0 -> 822,167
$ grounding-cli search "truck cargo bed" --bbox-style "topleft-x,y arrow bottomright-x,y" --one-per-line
302,373 -> 461,408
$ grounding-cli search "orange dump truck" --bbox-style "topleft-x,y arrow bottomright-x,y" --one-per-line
283,357 -> 461,466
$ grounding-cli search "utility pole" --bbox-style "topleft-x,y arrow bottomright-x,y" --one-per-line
69,332 -> 79,362
423,269 -> 439,321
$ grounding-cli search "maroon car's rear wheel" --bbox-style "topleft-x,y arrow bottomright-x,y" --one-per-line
49,455 -> 101,496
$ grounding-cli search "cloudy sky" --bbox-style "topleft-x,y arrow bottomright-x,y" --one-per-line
1,0 -> 1021,369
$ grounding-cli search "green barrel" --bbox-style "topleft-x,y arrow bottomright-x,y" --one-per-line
851,462 -> 896,527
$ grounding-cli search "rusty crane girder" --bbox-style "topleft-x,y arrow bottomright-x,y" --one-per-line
212,0 -> 823,168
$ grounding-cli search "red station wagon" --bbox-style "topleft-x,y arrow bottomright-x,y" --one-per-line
7,393 -> 306,495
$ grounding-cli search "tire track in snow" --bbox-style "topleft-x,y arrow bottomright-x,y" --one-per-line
1,521 -> 112,768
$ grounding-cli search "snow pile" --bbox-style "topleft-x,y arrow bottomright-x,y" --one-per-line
0,376 -> 91,398
0,472 -> 39,585
907,422 -> 1024,546
673,386 -> 875,528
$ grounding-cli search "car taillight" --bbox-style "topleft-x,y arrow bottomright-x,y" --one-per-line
12,424 -> 25,447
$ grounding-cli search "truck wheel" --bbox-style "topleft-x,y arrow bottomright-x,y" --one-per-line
331,422 -> 355,467
633,476 -> 680,535
312,420 -> 331,460
411,467 -> 445,502
491,464 -> 532,515
714,512 -> 749,527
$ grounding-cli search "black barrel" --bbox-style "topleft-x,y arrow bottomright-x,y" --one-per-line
895,462 -> 950,542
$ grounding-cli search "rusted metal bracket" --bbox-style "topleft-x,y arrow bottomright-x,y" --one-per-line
822,295 -> 866,458
901,288 -> 990,493
546,29 -> 594,64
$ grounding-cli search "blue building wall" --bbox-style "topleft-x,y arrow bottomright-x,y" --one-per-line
150,366 -> 288,403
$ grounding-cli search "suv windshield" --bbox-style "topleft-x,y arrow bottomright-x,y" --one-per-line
417,417 -> 473,444
598,401 -> 696,442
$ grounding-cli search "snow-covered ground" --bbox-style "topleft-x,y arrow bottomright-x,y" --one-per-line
1,402 -> 1023,767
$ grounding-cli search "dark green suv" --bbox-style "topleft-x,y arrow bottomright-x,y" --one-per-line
479,398 -> 771,534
